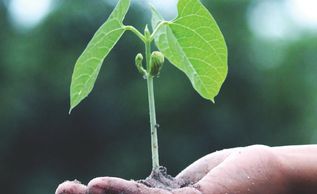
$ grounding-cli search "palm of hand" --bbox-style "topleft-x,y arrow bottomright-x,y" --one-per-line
56,145 -> 288,194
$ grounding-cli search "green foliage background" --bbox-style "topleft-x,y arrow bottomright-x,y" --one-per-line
0,0 -> 316,193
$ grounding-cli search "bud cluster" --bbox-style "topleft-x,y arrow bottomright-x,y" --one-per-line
134,51 -> 165,78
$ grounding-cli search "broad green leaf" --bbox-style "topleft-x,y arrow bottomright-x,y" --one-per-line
70,0 -> 130,112
152,0 -> 228,102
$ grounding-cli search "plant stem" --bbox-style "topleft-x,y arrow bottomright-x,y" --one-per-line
147,76 -> 159,170
145,38 -> 160,170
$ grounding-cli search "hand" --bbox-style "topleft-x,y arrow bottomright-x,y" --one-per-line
55,145 -> 317,194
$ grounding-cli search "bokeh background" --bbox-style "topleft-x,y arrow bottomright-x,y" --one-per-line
0,0 -> 316,193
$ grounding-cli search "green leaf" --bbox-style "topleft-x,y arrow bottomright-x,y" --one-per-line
70,0 -> 130,113
152,0 -> 228,102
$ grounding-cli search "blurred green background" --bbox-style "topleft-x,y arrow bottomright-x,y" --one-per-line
0,0 -> 316,193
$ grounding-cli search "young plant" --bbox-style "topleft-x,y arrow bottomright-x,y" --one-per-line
69,0 -> 227,172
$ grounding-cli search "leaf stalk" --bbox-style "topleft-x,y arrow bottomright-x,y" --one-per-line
150,21 -> 170,41
124,25 -> 146,42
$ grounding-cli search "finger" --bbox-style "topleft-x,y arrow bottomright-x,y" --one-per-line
87,177 -> 170,194
195,145 -> 288,194
55,180 -> 87,194
273,145 -> 317,155
172,187 -> 201,194
176,147 -> 240,184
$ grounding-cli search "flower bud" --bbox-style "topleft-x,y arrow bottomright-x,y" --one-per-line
135,53 -> 146,76
150,51 -> 164,77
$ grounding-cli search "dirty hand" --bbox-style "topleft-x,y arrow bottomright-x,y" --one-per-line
56,145 -> 317,194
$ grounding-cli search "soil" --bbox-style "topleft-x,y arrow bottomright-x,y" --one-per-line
138,166 -> 192,191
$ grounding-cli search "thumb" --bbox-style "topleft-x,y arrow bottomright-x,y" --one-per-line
176,148 -> 239,184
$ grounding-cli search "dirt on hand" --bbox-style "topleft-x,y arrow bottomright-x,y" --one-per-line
138,166 -> 192,191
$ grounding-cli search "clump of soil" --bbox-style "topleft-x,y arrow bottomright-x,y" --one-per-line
138,166 -> 191,191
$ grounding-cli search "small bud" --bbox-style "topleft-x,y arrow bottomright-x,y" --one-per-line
135,53 -> 143,66
144,25 -> 151,39
150,51 -> 164,77
135,53 -> 146,76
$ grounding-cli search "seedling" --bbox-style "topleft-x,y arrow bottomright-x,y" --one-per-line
69,0 -> 227,187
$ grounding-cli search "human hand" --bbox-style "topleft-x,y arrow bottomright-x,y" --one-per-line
56,145 -> 317,194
